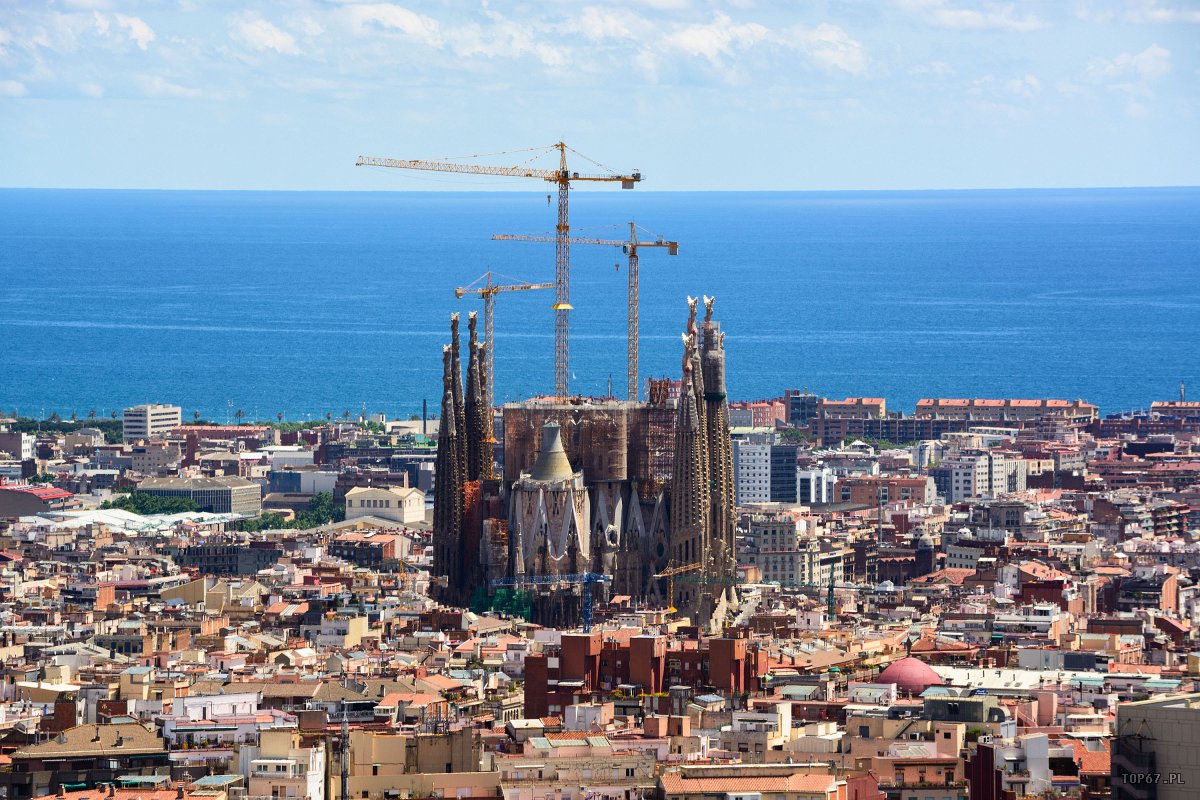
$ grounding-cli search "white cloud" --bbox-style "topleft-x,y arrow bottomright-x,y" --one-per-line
1006,73 -> 1040,96
451,15 -> 569,68
0,79 -> 27,97
898,0 -> 1045,32
297,16 -> 325,37
344,3 -> 442,47
1122,1 -> 1200,23
138,74 -> 202,98
625,0 -> 691,9
1086,44 -> 1171,81
79,81 -> 104,97
911,60 -> 956,77
229,14 -> 300,55
663,13 -> 769,62
115,13 -> 155,50
789,24 -> 869,75
573,7 -> 643,41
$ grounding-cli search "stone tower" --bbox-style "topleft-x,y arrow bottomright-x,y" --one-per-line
465,312 -> 492,482
701,296 -> 737,588
668,297 -> 738,626
450,313 -> 468,486
433,343 -> 464,600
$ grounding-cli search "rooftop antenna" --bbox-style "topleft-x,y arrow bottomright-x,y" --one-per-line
1181,381 -> 1186,403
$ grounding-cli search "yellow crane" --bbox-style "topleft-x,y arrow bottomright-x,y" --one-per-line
454,271 -> 553,411
493,223 -> 678,401
357,143 -> 641,398
653,561 -> 702,613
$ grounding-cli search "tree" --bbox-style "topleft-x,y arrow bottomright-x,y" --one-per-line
87,410 -> 96,420
101,492 -> 199,515
230,492 -> 344,533
111,411 -> 118,420
277,412 -> 284,423
235,409 -> 244,425
193,410 -> 202,422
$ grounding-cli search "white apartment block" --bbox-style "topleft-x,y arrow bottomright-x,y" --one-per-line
797,466 -> 836,505
733,434 -> 772,505
122,403 -> 182,443
935,451 -> 1027,501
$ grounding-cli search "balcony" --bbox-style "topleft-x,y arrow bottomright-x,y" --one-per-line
879,780 -> 968,790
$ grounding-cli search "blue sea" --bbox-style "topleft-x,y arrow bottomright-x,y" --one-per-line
1,188 -> 1197,422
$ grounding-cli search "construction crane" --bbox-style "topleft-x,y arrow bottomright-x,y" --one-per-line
490,572 -> 612,628
357,143 -> 641,398
454,271 -> 553,410
653,561 -> 702,613
493,223 -> 678,401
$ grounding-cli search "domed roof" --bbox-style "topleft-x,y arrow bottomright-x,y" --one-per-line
529,422 -> 575,482
877,656 -> 943,695
916,532 -> 935,549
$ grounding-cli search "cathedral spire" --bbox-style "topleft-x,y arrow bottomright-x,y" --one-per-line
701,296 -> 736,586
434,344 -> 464,594
450,313 -> 468,484
669,316 -> 711,614
465,312 -> 490,482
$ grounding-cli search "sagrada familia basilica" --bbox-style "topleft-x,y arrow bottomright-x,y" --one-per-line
433,297 -> 739,629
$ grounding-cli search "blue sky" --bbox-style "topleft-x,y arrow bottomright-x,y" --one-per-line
0,0 -> 1197,190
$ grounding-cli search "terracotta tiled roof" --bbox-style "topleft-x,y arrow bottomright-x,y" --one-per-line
11,722 -> 164,759
660,773 -> 837,795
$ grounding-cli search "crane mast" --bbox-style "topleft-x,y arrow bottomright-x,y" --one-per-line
358,142 -> 640,398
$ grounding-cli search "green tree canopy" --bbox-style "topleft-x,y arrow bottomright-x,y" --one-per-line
100,492 -> 198,515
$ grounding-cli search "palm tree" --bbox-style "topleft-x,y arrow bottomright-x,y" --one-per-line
277,412 -> 284,424
342,410 -> 351,420
194,410 -> 201,422
69,412 -> 77,422
110,411 -> 118,420
88,409 -> 96,420
325,412 -> 332,421
235,409 -> 244,425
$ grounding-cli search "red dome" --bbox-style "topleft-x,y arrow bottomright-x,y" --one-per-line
877,656 -> 944,695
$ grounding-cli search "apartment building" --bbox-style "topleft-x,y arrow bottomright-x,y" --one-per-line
1113,693 -> 1200,800
122,403 -> 182,443
797,466 -> 837,505
740,512 -> 845,586
930,451 -> 1027,501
